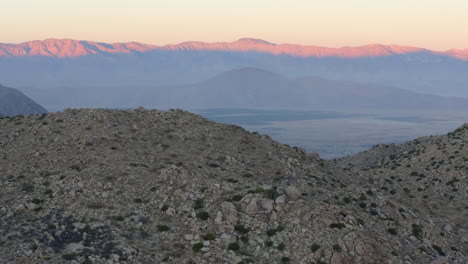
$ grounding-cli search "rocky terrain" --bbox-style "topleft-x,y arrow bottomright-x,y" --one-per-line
0,84 -> 47,116
0,108 -> 466,264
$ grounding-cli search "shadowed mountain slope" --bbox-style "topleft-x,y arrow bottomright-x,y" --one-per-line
23,68 -> 468,112
0,84 -> 47,116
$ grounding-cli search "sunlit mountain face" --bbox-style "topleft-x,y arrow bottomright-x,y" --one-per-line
1,38 -> 467,59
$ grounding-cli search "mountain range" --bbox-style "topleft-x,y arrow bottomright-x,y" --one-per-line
1,38 -> 467,60
1,38 -> 468,97
23,67 -> 468,112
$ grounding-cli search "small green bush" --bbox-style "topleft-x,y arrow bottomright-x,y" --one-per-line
266,229 -> 278,237
21,184 -> 34,193
332,244 -> 342,252
62,253 -> 77,260
387,228 -> 397,235
235,224 -> 250,234
86,202 -> 103,209
311,243 -> 320,253
412,224 -> 423,240
197,211 -> 209,220
232,195 -> 243,202
192,242 -> 204,252
69,165 -> 82,171
277,243 -> 285,251
157,225 -> 170,232
228,243 -> 240,251
194,199 -> 204,209
266,226 -> 284,236
203,234 -> 216,241
329,223 -> 346,229
432,244 -> 446,256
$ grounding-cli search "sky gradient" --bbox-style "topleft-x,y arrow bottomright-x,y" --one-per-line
2,0 -> 467,50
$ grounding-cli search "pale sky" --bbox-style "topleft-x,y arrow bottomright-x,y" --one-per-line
1,0 -> 467,50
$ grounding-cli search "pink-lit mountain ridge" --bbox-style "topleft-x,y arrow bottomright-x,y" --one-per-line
1,38 -> 467,60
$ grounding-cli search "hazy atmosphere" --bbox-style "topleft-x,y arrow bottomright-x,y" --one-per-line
1,1 -> 467,263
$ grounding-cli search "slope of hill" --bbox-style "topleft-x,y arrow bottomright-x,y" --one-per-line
0,108 -> 465,263
1,39 -> 468,97
0,84 -> 47,116
23,68 -> 468,112
336,124 -> 468,261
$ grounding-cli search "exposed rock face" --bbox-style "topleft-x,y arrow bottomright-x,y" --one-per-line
0,108 -> 466,263
0,84 -> 47,116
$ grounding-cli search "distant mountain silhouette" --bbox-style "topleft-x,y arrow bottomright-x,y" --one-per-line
23,68 -> 468,112
0,84 -> 47,116
1,38 -> 468,97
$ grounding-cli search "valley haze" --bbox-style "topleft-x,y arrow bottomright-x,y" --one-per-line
1,38 -> 468,97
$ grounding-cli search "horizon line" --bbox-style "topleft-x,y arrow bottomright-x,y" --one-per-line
1,37 -> 467,53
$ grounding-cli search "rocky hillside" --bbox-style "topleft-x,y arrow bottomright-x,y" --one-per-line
0,108 -> 466,263
336,124 -> 467,259
0,84 -> 47,116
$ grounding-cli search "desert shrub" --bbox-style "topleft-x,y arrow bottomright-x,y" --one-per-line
192,243 -> 203,252
311,243 -> 321,253
22,184 -> 34,192
243,173 -> 253,178
194,199 -> 204,209
62,253 -> 77,260
232,195 -> 243,202
332,244 -> 342,252
228,243 -> 240,251
387,228 -> 397,235
265,226 -> 285,237
277,243 -> 285,251
412,224 -> 423,239
157,225 -> 170,232
432,244 -> 446,256
69,165 -> 82,171
235,224 -> 250,234
203,234 -> 215,241
329,223 -> 346,229
196,211 -> 209,220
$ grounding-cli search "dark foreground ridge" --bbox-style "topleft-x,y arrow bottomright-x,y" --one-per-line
0,108 -> 466,263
